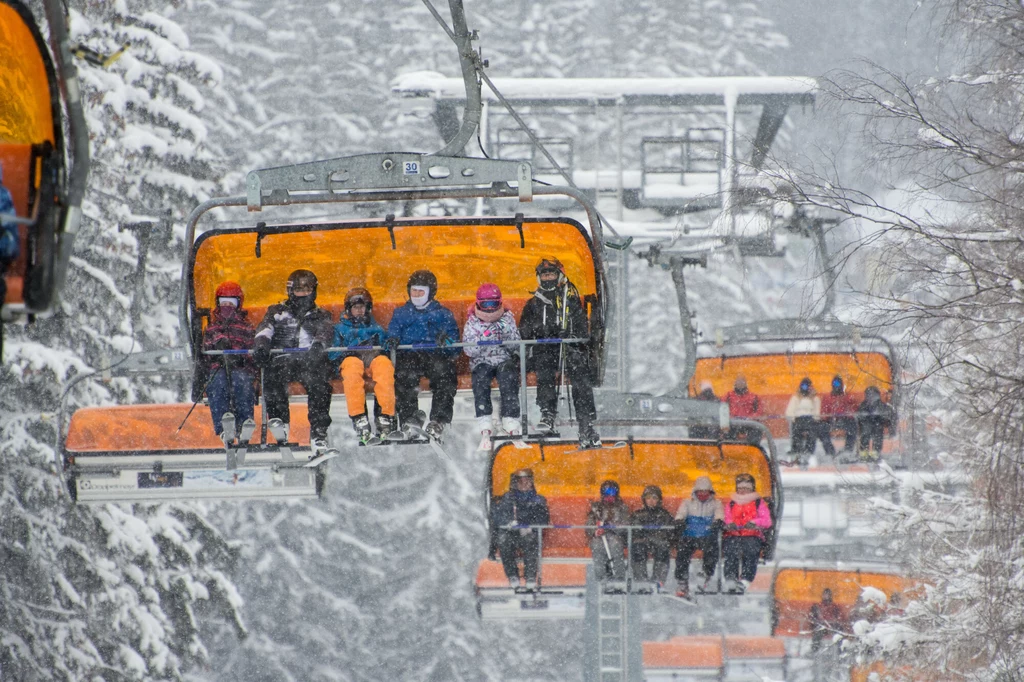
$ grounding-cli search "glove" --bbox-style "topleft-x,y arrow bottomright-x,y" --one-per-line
383,337 -> 401,353
214,338 -> 232,350
435,330 -> 450,347
725,523 -> 739,531
595,527 -> 605,537
366,333 -> 381,347
711,519 -> 725,533
190,381 -> 204,403
252,341 -> 272,368
744,522 -> 757,529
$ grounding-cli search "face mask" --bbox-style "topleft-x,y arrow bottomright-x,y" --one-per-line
695,491 -> 713,502
410,286 -> 431,309
287,294 -> 314,314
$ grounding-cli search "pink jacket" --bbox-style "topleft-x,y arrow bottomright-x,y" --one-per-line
723,492 -> 772,539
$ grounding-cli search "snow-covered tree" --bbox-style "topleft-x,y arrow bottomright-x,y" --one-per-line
769,0 -> 1024,678
0,2 -> 245,678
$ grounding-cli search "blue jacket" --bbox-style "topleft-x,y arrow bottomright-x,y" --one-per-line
330,314 -> 386,362
386,300 -> 460,357
0,183 -> 18,262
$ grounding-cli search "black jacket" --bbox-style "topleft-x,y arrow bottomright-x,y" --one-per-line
628,506 -> 675,545
491,490 -> 550,528
254,302 -> 334,350
519,286 -> 589,341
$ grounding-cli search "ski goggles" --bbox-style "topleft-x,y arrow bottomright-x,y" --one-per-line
600,486 -> 618,497
348,296 -> 370,308
217,297 -> 239,308
477,299 -> 502,312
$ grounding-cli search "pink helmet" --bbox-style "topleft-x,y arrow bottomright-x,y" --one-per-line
476,283 -> 502,304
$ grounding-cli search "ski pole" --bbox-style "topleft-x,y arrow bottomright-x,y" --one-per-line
601,529 -> 615,579
176,370 -> 217,433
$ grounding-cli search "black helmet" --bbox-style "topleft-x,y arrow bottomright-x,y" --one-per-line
345,287 -> 373,315
535,257 -> 566,290
642,485 -> 663,502
287,269 -> 318,301
407,270 -> 438,300
599,479 -> 620,497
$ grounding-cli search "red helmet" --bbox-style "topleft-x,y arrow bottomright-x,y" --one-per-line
214,281 -> 244,307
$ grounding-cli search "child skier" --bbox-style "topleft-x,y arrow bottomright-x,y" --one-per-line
252,269 -> 335,454
194,281 -> 256,443
463,283 -> 522,450
330,287 -> 397,443
518,257 -> 600,449
386,270 -> 460,441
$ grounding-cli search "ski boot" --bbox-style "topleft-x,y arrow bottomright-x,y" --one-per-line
425,420 -> 445,441
375,414 -> 400,442
501,416 -> 522,437
477,415 -> 493,452
268,418 -> 289,444
535,412 -> 557,435
352,414 -> 373,445
577,422 -> 602,450
219,412 -> 236,447
401,410 -> 427,439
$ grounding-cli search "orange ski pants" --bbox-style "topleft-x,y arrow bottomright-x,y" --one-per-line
341,355 -> 395,417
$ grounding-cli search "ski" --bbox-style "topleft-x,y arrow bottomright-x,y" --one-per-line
304,451 -> 339,468
220,413 -> 236,448
664,593 -> 698,606
564,441 -> 628,455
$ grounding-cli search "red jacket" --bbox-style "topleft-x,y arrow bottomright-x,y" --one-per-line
202,307 -> 256,373
725,390 -> 760,418
723,495 -> 772,539
821,392 -> 858,418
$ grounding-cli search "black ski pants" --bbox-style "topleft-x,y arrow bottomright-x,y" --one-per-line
631,538 -> 671,583
675,534 -> 719,582
723,535 -> 763,583
471,359 -> 521,419
791,416 -> 834,455
531,346 -> 596,423
395,350 -> 457,425
859,416 -> 887,453
497,530 -> 540,581
263,353 -> 333,441
829,416 -> 857,452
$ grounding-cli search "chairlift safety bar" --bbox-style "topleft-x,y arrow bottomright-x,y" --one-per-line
203,337 -> 590,355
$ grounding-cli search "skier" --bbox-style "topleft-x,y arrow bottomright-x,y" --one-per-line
518,258 -> 601,449
820,375 -> 858,458
690,381 -> 721,439
721,473 -> 772,594
808,588 -> 849,653
386,270 -> 459,441
585,480 -> 630,581
490,468 -> 550,589
0,161 -> 18,308
628,485 -> 674,587
329,288 -> 397,443
673,475 -> 724,598
463,283 -> 522,450
193,281 -> 256,442
252,270 -> 334,453
724,375 -> 761,443
856,385 -> 894,461
785,377 -> 828,460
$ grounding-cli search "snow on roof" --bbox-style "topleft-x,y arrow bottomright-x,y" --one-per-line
392,71 -> 817,106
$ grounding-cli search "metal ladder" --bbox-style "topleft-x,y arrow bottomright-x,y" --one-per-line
597,590 -> 627,682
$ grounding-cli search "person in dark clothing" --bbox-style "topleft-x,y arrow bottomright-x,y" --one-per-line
252,269 -> 335,452
629,485 -> 674,585
387,270 -> 460,441
808,588 -> 849,652
690,380 -> 721,440
674,475 -> 725,597
856,385 -> 895,461
0,161 -> 18,310
518,257 -> 600,449
490,468 -> 550,588
194,281 -> 256,441
586,480 -> 630,580
820,375 -> 858,456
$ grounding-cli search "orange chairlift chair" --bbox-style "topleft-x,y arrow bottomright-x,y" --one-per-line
643,635 -> 787,682
0,0 -> 88,330
475,436 -> 781,620
690,318 -> 902,456
60,0 -> 611,504
769,561 -> 915,640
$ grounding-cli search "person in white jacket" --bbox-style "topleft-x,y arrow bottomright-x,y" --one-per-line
464,283 -> 522,449
785,377 -> 821,457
